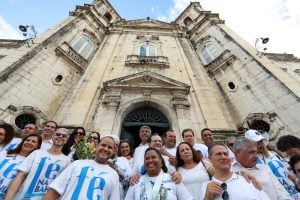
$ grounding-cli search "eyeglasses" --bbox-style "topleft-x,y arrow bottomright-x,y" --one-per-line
88,136 -> 99,140
55,132 -> 68,138
75,132 -> 85,136
221,183 -> 229,200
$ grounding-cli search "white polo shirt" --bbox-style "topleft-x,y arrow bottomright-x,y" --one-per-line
200,173 -> 270,200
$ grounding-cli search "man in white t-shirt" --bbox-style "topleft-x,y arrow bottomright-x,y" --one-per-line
231,137 -> 291,200
133,126 -> 151,164
5,128 -> 70,200
40,121 -> 58,150
162,129 -> 177,156
200,143 -> 269,200
4,123 -> 39,154
44,136 -> 120,200
182,128 -> 208,158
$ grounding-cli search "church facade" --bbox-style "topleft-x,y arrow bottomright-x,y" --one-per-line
0,0 -> 300,145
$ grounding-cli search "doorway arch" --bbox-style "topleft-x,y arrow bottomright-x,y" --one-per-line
120,106 -> 170,148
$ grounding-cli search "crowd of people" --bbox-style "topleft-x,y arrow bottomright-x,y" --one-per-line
0,121 -> 300,199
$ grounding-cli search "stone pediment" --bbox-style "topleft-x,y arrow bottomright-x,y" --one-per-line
103,71 -> 190,94
117,19 -> 172,29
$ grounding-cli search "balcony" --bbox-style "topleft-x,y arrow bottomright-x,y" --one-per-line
55,42 -> 88,72
125,55 -> 169,68
205,50 -> 236,73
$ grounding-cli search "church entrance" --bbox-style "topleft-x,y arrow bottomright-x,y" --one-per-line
120,107 -> 170,149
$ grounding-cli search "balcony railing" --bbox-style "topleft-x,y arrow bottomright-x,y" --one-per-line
125,55 -> 169,68
205,50 -> 236,73
55,42 -> 88,72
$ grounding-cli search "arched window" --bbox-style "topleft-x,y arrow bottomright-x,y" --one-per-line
199,41 -> 222,64
139,42 -> 157,56
183,17 -> 193,26
72,35 -> 94,59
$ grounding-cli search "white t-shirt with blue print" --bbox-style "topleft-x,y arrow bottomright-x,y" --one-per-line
14,149 -> 70,200
0,154 -> 25,199
49,159 -> 120,200
257,151 -> 300,199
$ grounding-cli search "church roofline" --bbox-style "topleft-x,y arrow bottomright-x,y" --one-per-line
173,2 -> 202,23
92,0 -> 122,20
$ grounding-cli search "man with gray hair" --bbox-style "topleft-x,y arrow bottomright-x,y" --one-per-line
231,137 -> 292,200
132,126 -> 151,164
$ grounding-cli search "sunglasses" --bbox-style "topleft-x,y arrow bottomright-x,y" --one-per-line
88,136 -> 99,140
221,183 -> 229,200
75,132 -> 85,136
55,132 -> 68,138
227,143 -> 234,147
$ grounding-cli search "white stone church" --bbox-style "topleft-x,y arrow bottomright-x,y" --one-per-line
0,0 -> 300,145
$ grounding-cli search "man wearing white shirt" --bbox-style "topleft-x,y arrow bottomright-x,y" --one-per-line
3,123 -> 38,156
182,128 -> 208,158
200,143 -> 269,200
245,129 -> 299,199
44,136 -> 120,200
40,121 -> 58,150
162,129 -> 177,156
231,137 -> 291,200
132,126 -> 151,164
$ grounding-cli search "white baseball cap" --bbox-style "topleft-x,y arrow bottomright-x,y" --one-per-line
244,129 -> 264,142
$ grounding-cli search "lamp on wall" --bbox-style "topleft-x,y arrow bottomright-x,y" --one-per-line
18,25 -> 37,47
255,37 -> 269,57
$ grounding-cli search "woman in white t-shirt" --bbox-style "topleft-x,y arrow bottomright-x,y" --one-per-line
176,142 -> 214,200
125,147 -> 193,200
118,140 -> 134,167
0,133 -> 42,199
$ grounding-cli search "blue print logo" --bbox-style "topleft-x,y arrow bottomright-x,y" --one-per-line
71,166 -> 109,200
24,157 -> 63,198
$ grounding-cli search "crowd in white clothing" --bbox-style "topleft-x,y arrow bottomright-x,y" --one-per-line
0,121 -> 300,200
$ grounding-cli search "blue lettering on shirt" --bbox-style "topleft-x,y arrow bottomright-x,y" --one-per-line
71,166 -> 109,200
0,158 -> 21,197
23,157 -> 63,198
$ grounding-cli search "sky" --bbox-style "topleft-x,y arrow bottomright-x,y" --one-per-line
0,0 -> 299,57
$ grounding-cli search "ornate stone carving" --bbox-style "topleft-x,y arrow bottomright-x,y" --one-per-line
242,112 -> 288,140
102,93 -> 121,107
171,94 -> 190,109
